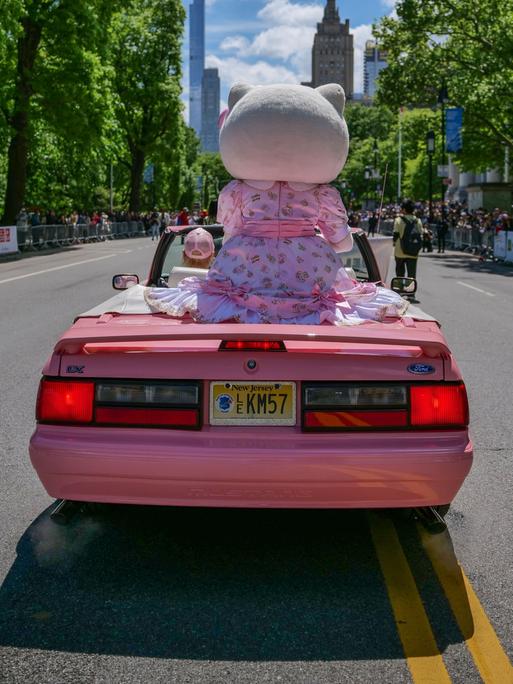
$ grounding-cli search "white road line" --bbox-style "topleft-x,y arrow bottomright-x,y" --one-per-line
0,254 -> 117,285
457,281 -> 495,297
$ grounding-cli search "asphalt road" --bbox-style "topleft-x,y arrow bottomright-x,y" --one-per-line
0,239 -> 512,683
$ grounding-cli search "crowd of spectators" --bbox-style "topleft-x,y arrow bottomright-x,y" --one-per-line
17,201 -> 512,255
349,201 -> 512,254
17,206 -> 214,231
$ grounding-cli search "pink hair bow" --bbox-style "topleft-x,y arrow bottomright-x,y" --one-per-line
218,108 -> 229,129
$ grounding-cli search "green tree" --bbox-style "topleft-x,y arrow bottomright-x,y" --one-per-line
374,0 -> 513,172
338,103 -> 399,205
197,152 -> 232,209
110,0 -> 185,212
338,104 -> 445,205
0,0 -> 119,224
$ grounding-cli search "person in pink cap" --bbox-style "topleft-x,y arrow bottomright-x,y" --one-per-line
182,227 -> 215,269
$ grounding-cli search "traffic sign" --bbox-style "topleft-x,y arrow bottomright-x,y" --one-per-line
442,178 -> 452,185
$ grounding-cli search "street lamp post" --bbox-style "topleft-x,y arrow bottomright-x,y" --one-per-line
373,139 -> 379,207
426,130 -> 435,223
364,166 -> 372,209
438,84 -> 449,226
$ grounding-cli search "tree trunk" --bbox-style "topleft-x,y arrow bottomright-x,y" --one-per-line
128,148 -> 146,213
1,17 -> 42,226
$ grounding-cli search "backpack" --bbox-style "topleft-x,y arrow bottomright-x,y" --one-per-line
400,217 -> 422,256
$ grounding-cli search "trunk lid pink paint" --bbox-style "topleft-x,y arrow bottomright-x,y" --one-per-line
53,314 -> 449,383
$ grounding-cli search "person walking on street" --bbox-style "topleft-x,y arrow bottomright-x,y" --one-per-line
150,211 -> 160,241
436,213 -> 448,253
393,199 -> 423,281
368,211 -> 378,236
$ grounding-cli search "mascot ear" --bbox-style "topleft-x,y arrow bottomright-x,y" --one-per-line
228,82 -> 254,110
316,84 -> 346,115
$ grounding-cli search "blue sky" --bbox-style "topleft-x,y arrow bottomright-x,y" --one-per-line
181,0 -> 396,120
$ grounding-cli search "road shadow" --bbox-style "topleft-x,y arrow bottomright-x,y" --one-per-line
421,251 -> 513,278
0,505 -> 473,661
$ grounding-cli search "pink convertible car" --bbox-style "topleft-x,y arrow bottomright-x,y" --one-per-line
30,227 -> 472,523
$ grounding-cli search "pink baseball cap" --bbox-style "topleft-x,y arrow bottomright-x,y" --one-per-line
184,227 -> 215,259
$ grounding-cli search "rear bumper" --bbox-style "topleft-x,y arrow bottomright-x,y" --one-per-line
29,425 -> 473,509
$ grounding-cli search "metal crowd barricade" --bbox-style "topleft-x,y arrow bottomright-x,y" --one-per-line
16,225 -> 31,250
75,223 -> 89,243
14,218 -> 149,253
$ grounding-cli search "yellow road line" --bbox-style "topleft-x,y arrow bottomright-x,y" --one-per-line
368,513 -> 451,683
419,525 -> 513,683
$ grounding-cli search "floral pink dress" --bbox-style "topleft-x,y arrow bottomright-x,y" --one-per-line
145,180 -> 406,325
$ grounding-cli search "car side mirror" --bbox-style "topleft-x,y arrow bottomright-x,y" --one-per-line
391,277 -> 417,295
112,274 -> 140,290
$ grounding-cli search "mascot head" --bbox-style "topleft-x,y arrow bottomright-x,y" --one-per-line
219,83 -> 349,185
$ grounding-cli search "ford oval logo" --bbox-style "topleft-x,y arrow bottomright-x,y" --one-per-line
407,363 -> 435,375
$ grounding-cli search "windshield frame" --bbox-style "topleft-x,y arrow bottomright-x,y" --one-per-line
146,226 -> 382,287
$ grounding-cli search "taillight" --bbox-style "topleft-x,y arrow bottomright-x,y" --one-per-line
37,379 -> 94,424
302,382 -> 469,431
95,407 -> 199,428
303,383 -> 408,430
219,340 -> 286,351
36,379 -> 201,429
95,382 -> 198,406
410,384 -> 468,427
94,381 -> 201,429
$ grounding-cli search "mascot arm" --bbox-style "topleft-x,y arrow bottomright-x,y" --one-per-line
317,185 -> 353,253
217,179 -> 243,241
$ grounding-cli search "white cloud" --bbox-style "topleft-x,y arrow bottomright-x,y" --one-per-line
380,0 -> 397,8
205,53 -> 299,86
220,35 -> 250,52
246,25 -> 316,64
258,0 -> 323,27
352,23 -> 374,93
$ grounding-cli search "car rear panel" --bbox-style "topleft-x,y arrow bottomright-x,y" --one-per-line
29,314 -> 473,508
30,425 -> 472,508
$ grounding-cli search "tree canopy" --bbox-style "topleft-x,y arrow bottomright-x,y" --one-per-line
374,0 -> 513,172
0,0 -> 192,223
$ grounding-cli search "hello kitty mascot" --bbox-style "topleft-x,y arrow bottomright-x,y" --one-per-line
146,82 -> 405,324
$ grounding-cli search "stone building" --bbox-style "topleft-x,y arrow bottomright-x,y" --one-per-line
447,162 -> 512,211
302,0 -> 354,98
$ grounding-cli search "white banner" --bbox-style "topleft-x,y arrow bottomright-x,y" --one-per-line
0,226 -> 18,254
494,231 -> 507,260
505,233 -> 513,263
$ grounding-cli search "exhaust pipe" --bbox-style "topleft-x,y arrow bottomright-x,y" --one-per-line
414,506 -> 447,534
50,499 -> 81,525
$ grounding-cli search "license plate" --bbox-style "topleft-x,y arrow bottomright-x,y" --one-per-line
210,381 -> 296,426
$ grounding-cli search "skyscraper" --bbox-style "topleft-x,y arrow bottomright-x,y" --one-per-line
363,40 -> 387,99
302,0 -> 354,97
189,0 -> 205,136
201,68 -> 220,152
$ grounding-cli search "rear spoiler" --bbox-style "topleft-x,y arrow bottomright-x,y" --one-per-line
55,322 -> 450,358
